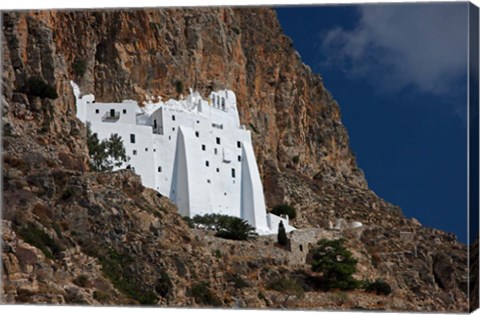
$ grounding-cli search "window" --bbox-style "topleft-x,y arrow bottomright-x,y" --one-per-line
153,149 -> 156,152
214,148 -> 218,155
238,155 -> 241,162
123,109 -> 127,114
195,131 -> 199,137
110,109 -> 115,117
237,141 -> 241,148
157,166 -> 162,172
172,115 -> 176,121
197,120 -> 200,124
207,179 -> 211,184
216,168 -> 220,173
205,161 -> 209,167
153,119 -> 157,129
95,109 -> 99,114
145,148 -> 148,152
130,134 -> 136,143
221,98 -> 225,110
172,127 -> 175,131
231,168 -> 236,178
216,137 -> 221,145
133,150 -> 137,155
169,136 -> 171,140
202,144 -> 206,151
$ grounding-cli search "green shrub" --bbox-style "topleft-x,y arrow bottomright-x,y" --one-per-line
182,216 -> 194,228
93,290 -> 111,303
96,248 -> 158,305
267,276 -> 304,298
17,223 -> 62,260
277,221 -> 288,246
190,213 -> 257,241
73,275 -> 90,287
364,279 -> 392,295
61,188 -> 74,200
155,271 -> 173,299
72,58 -> 87,77
230,274 -> 249,289
310,239 -> 359,290
214,249 -> 222,258
21,77 -> 58,99
189,282 -> 222,306
271,204 -> 297,220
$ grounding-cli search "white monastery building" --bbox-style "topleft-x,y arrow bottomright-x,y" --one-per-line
71,82 -> 295,235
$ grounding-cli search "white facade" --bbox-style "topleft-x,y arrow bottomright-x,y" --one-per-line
71,82 -> 294,235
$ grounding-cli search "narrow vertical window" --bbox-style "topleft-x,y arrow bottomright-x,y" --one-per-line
172,115 -> 176,121
205,161 -> 209,167
123,109 -> 127,114
195,131 -> 199,137
202,144 -> 206,151
158,166 -> 162,172
238,155 -> 241,162
110,109 -> 115,117
95,109 -> 99,114
214,148 -> 218,155
231,168 -> 236,178
216,137 -> 220,145
237,141 -> 241,148
133,150 -> 137,155
153,119 -> 157,129
130,134 -> 136,143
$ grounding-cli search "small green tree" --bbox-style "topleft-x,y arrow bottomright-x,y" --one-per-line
174,79 -> 184,95
311,239 -> 359,290
86,123 -> 129,171
277,221 -> 288,246
271,204 -> 297,220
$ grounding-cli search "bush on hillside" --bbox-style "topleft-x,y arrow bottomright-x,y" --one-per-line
271,204 -> 297,220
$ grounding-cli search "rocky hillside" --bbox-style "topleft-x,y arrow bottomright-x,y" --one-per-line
1,7 -> 472,311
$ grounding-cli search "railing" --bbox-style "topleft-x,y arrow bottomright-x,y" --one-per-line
102,111 -> 120,122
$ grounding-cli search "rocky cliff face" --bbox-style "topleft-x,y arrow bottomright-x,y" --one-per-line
1,7 -> 470,311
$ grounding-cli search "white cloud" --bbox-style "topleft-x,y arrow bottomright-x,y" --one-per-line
321,3 -> 469,95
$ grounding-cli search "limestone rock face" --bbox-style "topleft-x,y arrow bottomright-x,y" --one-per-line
1,7 -> 469,311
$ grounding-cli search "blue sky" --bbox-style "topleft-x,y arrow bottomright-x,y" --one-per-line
276,3 -> 469,243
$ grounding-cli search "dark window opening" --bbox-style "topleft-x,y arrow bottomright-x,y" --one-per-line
145,148 -> 148,152
299,245 -> 303,252
123,109 -> 127,114
237,141 -> 241,148
153,119 -> 157,129
133,150 -> 137,155
231,168 -> 236,178
158,166 -> 162,172
207,179 -> 211,184
95,109 -> 99,114
110,109 -> 115,117
216,137 -> 221,145
195,131 -> 199,137
202,144 -> 206,151
130,134 -> 136,143
238,156 -> 241,162
216,168 -> 220,173
172,115 -> 176,121
214,148 -> 218,155
206,161 -> 209,167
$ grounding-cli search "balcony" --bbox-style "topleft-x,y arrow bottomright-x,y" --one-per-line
102,110 -> 120,122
